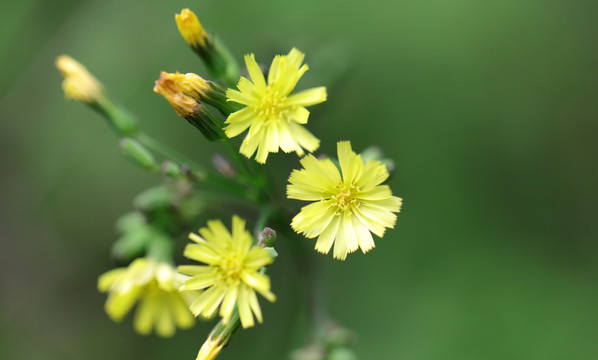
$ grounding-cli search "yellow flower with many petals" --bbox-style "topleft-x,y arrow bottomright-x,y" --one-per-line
225,48 -> 327,164
287,141 -> 402,260
178,215 -> 276,328
98,258 -> 197,337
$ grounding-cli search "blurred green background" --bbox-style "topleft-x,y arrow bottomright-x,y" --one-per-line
1,0 -> 598,359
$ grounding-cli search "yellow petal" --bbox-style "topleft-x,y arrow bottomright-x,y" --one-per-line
285,87 -> 327,107
181,272 -> 218,291
134,296 -> 157,335
314,215 -> 341,255
226,89 -> 256,106
237,285 -> 254,328
155,300 -> 176,337
219,285 -> 238,320
244,54 -> 266,91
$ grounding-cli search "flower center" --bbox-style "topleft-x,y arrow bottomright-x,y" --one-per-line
257,87 -> 287,120
219,256 -> 243,282
330,183 -> 361,213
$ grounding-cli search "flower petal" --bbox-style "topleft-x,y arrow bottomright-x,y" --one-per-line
225,108 -> 255,138
314,214 -> 341,255
226,89 -> 256,106
244,54 -> 266,91
285,87 -> 327,107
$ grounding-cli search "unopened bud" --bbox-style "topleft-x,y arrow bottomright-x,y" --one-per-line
161,160 -> 183,178
56,55 -> 104,103
257,227 -> 277,247
174,8 -> 240,86
195,335 -> 226,360
175,8 -> 208,49
133,185 -> 178,211
119,138 -> 158,170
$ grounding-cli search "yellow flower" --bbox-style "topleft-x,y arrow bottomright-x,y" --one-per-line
98,258 -> 197,337
175,8 -> 208,48
225,48 -> 327,164
55,55 -> 104,103
178,216 -> 276,328
287,141 -> 402,260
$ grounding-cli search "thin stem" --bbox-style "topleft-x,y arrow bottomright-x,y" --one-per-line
255,204 -> 275,235
136,133 -> 206,172
220,137 -> 254,179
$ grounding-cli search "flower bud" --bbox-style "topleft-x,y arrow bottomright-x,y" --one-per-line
119,138 -> 158,170
154,71 -> 198,118
174,8 -> 240,86
56,55 -> 104,103
153,72 -> 226,141
175,8 -> 208,49
57,55 -> 138,135
258,227 -> 277,247
161,160 -> 184,178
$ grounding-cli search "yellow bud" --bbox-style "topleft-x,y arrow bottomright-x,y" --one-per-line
55,55 -> 104,103
196,335 -> 226,360
153,71 -> 198,117
175,8 -> 207,48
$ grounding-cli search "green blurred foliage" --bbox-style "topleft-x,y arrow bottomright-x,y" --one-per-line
1,0 -> 597,359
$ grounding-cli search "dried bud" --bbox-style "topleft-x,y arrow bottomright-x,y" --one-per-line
153,71 -> 198,117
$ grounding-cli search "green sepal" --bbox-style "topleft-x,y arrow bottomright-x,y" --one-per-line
185,105 -> 226,141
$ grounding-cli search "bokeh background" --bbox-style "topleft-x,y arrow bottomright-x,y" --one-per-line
1,0 -> 598,359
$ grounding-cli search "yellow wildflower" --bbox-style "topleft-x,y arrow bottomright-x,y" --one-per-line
55,55 -> 104,103
98,258 -> 197,337
175,8 -> 208,49
287,141 -> 402,260
178,215 -> 276,328
225,48 -> 327,164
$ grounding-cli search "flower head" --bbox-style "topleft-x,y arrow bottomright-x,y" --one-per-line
225,48 -> 327,163
98,258 -> 197,337
287,141 -> 402,260
175,8 -> 208,49
153,71 -> 199,117
178,215 -> 276,328
55,55 -> 104,103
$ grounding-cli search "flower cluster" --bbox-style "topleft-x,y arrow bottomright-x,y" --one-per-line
57,6 -> 402,360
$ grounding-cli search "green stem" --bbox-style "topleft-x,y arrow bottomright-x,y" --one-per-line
255,204 -> 275,236
220,138 -> 254,179
210,308 -> 240,341
136,133 -> 206,172
279,224 -> 330,329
